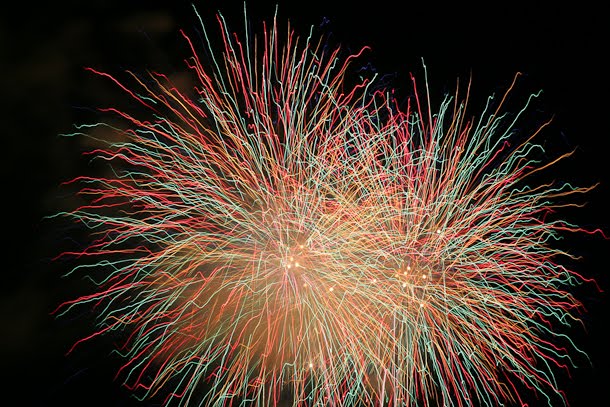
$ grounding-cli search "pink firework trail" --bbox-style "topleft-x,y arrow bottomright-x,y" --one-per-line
52,5 -> 602,407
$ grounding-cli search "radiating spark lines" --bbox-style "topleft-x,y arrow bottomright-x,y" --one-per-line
51,5 -> 601,407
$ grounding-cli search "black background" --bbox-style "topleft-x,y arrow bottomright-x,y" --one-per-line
3,1 -> 608,405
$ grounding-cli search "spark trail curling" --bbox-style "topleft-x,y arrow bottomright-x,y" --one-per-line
53,5 -> 600,407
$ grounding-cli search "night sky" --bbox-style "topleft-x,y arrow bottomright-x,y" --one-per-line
3,1 -> 608,405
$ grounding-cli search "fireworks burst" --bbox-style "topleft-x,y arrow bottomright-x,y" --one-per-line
53,5 -> 600,406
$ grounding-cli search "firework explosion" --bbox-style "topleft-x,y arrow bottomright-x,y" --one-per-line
53,6 -> 599,407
